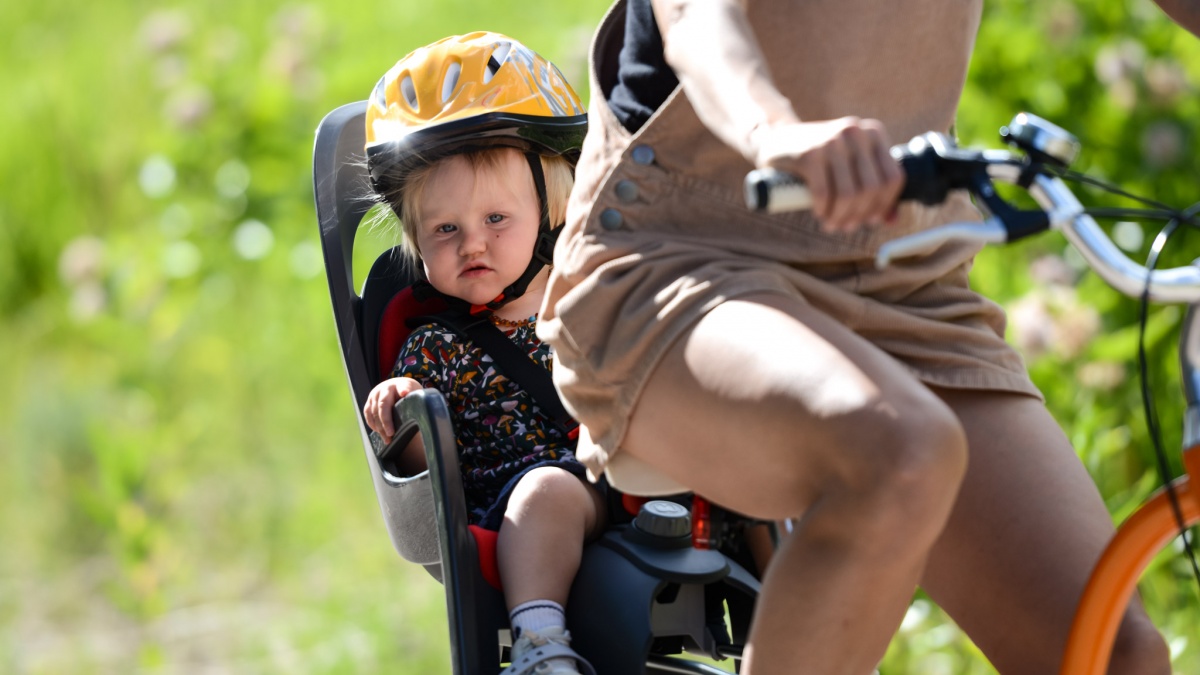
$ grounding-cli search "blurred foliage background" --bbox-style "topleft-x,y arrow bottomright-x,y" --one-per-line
1,0 -> 1197,673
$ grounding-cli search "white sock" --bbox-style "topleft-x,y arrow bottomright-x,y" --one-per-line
510,599 -> 566,638
510,600 -> 576,670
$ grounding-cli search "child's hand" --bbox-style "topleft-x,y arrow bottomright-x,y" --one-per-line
364,377 -> 425,444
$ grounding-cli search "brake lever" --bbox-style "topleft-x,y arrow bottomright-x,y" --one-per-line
874,218 -> 1009,268
875,164 -> 1052,268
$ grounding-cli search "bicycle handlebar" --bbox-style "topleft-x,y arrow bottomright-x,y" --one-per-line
744,113 -> 1200,305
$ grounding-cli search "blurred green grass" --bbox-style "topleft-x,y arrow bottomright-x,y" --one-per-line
1,2 -> 608,672
1,0 -> 1197,673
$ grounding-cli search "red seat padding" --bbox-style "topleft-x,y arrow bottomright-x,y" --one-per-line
469,525 -> 503,590
375,285 -> 505,589
377,286 -> 447,380
622,493 -> 651,517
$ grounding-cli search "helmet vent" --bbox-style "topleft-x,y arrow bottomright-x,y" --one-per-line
370,77 -> 388,110
400,75 -> 418,111
484,41 -> 511,83
442,61 -> 461,103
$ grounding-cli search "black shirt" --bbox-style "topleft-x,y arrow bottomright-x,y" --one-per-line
607,0 -> 679,133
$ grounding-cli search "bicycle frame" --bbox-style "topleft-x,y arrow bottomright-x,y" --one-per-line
1062,304 -> 1200,674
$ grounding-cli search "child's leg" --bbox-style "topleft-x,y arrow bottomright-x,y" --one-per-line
497,467 -> 605,672
497,466 -> 606,610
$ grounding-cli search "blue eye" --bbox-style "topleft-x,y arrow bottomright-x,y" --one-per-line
435,223 -> 457,234
487,213 -> 505,224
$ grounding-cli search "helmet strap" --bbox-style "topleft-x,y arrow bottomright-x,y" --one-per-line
478,152 -> 556,311
414,152 -> 560,315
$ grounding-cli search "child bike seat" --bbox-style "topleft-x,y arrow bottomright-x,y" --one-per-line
314,100 -> 763,675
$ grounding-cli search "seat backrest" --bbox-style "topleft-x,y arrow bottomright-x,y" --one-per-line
310,101 -> 450,413
313,101 -> 376,411
360,248 -> 448,383
314,101 -> 451,571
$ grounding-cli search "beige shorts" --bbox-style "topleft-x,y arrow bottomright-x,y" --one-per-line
538,7 -> 1040,488
542,208 -> 1041,490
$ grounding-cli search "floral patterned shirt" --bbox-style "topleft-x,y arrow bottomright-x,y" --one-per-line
392,317 -> 579,524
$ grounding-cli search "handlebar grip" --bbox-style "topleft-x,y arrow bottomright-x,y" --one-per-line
744,134 -> 953,214
744,169 -> 814,213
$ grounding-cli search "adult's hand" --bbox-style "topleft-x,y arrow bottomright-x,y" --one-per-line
753,117 -> 904,233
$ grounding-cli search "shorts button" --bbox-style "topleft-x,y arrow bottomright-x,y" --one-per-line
614,179 -> 639,202
599,208 -> 624,231
631,145 -> 655,165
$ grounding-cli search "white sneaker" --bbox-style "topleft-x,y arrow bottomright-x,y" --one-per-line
503,626 -> 592,675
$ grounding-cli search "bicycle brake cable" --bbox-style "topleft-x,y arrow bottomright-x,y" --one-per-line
1056,169 -> 1200,597
1138,205 -> 1200,597
1054,167 -> 1176,212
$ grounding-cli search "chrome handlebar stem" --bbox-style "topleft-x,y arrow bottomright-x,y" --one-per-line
1031,174 -> 1200,304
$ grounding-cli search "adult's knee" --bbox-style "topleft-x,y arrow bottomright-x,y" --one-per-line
873,393 -> 967,503
820,393 -> 968,546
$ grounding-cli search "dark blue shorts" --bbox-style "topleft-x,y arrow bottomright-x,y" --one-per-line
476,459 -> 604,531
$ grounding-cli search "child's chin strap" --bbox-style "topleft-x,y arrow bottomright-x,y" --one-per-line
414,151 -> 560,316
472,152 -> 557,314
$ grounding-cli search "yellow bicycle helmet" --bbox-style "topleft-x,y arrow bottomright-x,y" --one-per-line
364,32 -> 587,312
365,31 -> 587,196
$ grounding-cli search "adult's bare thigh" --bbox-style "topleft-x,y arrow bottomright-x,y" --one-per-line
922,388 -> 1167,673
621,292 -> 957,520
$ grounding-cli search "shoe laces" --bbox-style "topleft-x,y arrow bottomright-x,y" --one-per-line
513,626 -> 571,651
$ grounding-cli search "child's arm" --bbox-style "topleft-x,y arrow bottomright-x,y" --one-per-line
364,376 -> 424,442
364,377 -> 429,475
371,325 -> 448,474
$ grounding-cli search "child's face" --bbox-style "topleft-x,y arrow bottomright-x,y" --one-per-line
414,150 -> 541,307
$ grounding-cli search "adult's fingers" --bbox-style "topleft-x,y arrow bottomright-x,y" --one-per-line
874,133 -> 905,220
849,123 -> 897,228
822,136 -> 859,231
848,129 -> 891,225
756,117 -> 901,232
793,152 -> 831,223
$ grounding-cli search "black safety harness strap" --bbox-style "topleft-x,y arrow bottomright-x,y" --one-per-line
410,309 -> 577,434
404,150 -> 577,435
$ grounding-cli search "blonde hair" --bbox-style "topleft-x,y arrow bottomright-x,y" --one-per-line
381,147 -> 573,265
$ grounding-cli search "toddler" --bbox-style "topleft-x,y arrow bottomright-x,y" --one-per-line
360,32 -> 598,675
